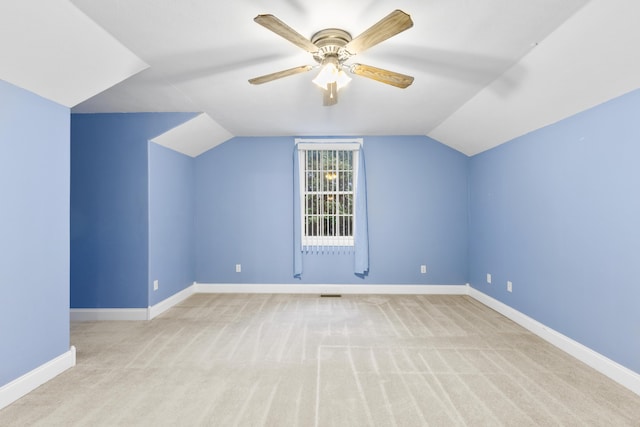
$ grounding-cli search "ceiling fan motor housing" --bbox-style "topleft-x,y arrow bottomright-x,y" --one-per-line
311,28 -> 353,64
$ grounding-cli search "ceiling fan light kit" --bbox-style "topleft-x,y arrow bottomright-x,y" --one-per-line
249,10 -> 414,106
312,56 -> 351,89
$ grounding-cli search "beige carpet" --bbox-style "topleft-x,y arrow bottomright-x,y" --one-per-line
2,294 -> 639,426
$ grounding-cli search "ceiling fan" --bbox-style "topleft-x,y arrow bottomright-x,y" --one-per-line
248,10 -> 414,106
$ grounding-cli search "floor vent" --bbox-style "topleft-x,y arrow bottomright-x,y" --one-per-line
320,294 -> 342,298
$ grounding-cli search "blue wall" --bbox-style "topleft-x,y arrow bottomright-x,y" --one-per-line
71,113 -> 196,309
0,80 -> 70,386
469,89 -> 640,374
148,143 -> 195,305
195,135 -> 469,284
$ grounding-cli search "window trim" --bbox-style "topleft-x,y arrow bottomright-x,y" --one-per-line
295,138 -> 363,248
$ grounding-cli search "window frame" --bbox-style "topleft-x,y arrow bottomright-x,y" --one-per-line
295,138 -> 363,248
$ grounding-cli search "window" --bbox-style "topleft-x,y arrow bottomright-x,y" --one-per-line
296,139 -> 361,248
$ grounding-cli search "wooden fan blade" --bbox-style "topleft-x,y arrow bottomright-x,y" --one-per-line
323,82 -> 338,106
349,63 -> 414,88
248,65 -> 313,85
254,14 -> 318,53
344,10 -> 413,55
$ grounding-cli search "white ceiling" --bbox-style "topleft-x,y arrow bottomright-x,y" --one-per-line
150,113 -> 233,157
3,1 -> 640,156
0,0 -> 147,107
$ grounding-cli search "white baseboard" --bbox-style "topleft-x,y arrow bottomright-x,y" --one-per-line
70,284 -> 197,321
194,283 -> 468,295
467,286 -> 640,396
0,346 -> 76,411
70,308 -> 149,321
148,284 -> 196,320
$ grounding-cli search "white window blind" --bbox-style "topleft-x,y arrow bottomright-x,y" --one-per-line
296,139 -> 361,251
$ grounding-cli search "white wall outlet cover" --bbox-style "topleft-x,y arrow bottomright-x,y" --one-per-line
487,273 -> 492,284
420,265 -> 427,274
153,280 -> 159,291
507,281 -> 513,292
235,264 -> 241,273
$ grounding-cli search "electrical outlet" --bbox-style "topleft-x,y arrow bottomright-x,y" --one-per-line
153,280 -> 158,291
235,264 -> 241,273
420,265 -> 427,274
507,281 -> 513,292
487,273 -> 492,284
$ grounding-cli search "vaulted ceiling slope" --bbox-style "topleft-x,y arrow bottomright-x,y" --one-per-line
3,1 -> 639,156
0,0 -> 147,108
